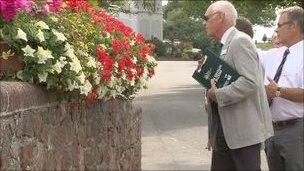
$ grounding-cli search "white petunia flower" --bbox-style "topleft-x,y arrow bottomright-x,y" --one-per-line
69,58 -> 82,73
86,57 -> 96,68
99,44 -> 107,50
80,80 -> 92,96
59,56 -> 67,66
22,45 -> 36,57
65,50 -> 76,59
64,43 -> 76,58
129,79 -> 135,86
130,68 -> 137,76
130,40 -> 136,46
76,49 -> 89,57
36,46 -> 54,64
105,32 -> 111,38
138,76 -> 147,87
67,80 -> 77,91
1,49 -> 15,60
15,28 -> 28,42
52,61 -> 64,74
35,21 -> 50,30
131,56 -> 137,63
52,29 -> 67,42
64,43 -> 72,50
37,29 -> 45,42
147,54 -> 157,63
143,67 -> 148,77
38,72 -> 48,83
116,85 -> 125,94
50,16 -> 58,22
93,73 -> 100,84
98,86 -> 108,98
77,72 -> 86,84
0,29 -> 4,40
16,71 -> 24,80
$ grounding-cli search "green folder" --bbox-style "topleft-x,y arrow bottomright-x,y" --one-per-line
192,48 -> 240,89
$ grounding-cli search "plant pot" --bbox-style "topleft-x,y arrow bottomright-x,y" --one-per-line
0,43 -> 24,73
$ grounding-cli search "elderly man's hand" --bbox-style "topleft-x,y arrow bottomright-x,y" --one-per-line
207,79 -> 217,102
265,76 -> 278,100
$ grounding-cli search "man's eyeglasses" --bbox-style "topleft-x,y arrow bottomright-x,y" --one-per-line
277,21 -> 293,28
204,12 -> 220,21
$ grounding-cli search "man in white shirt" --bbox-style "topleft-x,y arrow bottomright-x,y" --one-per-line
258,32 -> 288,73
203,1 -> 273,170
264,6 -> 304,171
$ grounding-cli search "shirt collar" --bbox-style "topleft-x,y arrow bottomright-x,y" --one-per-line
220,26 -> 235,45
288,40 -> 304,54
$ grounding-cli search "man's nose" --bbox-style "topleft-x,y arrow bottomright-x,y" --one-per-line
275,27 -> 279,33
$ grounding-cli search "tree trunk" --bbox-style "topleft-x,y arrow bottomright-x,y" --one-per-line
170,39 -> 174,56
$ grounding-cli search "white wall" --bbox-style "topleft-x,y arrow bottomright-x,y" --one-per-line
116,0 -> 163,40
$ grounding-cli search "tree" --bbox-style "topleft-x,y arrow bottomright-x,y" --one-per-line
163,0 -> 303,56
163,8 -> 201,56
181,0 -> 303,26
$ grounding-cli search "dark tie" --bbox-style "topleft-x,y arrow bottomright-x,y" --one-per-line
273,49 -> 290,83
269,49 -> 289,106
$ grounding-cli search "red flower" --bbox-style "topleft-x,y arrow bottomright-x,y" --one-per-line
136,66 -> 144,77
136,34 -> 145,43
148,68 -> 155,77
126,69 -> 134,81
122,39 -> 130,52
0,0 -> 16,21
102,69 -> 112,82
111,39 -> 121,54
86,87 -> 98,105
48,0 -> 62,12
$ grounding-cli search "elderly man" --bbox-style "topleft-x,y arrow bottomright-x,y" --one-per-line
203,1 -> 273,170
264,6 -> 304,171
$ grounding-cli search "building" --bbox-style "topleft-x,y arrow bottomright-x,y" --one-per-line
116,0 -> 163,41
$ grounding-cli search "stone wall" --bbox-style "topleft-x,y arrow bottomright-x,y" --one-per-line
0,81 -> 141,170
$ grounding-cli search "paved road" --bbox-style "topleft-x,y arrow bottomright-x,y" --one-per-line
134,61 -> 268,170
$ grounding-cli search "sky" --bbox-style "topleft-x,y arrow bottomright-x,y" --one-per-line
161,0 -> 279,43
253,25 -> 276,43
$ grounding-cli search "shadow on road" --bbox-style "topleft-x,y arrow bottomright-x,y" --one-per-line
135,84 -> 208,135
154,161 -> 211,170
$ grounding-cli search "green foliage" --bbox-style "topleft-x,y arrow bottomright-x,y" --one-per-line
163,0 -> 302,58
163,8 -> 205,57
46,11 -> 103,57
146,37 -> 168,57
164,9 -> 198,42
181,0 -> 303,26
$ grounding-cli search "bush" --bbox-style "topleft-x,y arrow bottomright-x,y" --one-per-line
146,37 -> 167,57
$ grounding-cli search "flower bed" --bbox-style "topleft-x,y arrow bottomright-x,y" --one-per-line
0,0 -> 157,101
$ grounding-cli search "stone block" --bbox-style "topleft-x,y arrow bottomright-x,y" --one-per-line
0,82 -> 141,170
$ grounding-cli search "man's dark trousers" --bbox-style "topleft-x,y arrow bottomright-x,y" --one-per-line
211,107 -> 261,171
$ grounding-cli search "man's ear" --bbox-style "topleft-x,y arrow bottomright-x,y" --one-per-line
219,12 -> 225,22
289,22 -> 297,32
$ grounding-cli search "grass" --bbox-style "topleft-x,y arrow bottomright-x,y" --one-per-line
256,42 -> 272,50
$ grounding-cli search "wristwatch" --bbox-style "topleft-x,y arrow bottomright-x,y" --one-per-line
275,87 -> 282,97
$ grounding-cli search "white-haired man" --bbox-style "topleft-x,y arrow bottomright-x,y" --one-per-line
264,6 -> 304,171
203,1 -> 273,170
